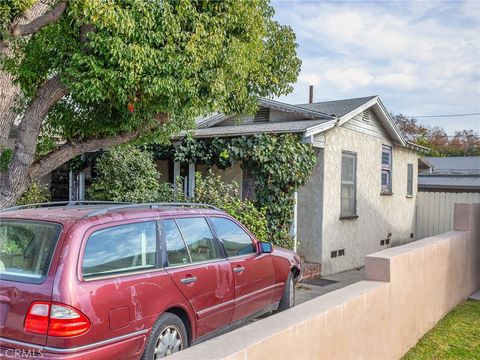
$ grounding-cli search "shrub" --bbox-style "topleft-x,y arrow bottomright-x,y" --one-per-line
87,145 -> 160,202
16,182 -> 50,205
193,171 -> 268,242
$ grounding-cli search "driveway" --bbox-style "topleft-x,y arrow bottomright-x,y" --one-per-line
296,267 -> 365,305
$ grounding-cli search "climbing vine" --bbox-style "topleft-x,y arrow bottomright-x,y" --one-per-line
152,134 -> 317,248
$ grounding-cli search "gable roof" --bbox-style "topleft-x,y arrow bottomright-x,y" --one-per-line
195,98 -> 333,129
185,96 -> 427,153
296,96 -> 377,118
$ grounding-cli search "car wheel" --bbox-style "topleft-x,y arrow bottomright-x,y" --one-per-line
277,271 -> 295,311
142,312 -> 188,359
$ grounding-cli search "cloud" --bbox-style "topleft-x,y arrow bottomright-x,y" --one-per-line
272,0 -> 480,134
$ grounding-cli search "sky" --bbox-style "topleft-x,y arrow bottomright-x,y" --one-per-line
271,0 -> 480,135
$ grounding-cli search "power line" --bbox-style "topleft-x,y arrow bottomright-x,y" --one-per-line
408,112 -> 480,118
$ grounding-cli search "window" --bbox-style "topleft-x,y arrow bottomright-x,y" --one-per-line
82,222 -> 156,278
407,163 -> 414,196
210,217 -> 256,257
341,152 -> 357,217
176,218 -> 220,263
0,220 -> 61,284
163,220 -> 190,266
381,145 -> 392,193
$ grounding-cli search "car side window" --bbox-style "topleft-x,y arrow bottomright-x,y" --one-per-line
210,217 -> 255,257
163,220 -> 191,266
175,217 -> 221,263
82,221 -> 156,278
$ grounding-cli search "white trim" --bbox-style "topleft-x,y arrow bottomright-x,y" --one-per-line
304,119 -> 337,137
188,163 -> 195,197
337,97 -> 379,127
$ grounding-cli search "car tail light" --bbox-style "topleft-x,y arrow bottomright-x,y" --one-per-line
25,301 -> 90,337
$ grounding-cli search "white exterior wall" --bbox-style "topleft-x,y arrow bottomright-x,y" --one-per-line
319,125 -> 418,275
297,149 -> 324,262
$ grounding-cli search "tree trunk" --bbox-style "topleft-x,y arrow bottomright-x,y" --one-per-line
0,75 -> 68,208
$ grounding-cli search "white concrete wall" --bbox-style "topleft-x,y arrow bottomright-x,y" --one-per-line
319,124 -> 418,275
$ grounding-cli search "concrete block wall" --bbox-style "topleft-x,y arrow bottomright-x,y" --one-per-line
170,203 -> 480,360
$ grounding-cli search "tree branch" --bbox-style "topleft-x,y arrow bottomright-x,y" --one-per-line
29,112 -> 169,179
11,1 -> 68,37
30,131 -> 143,179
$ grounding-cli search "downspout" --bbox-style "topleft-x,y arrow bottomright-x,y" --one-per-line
291,191 -> 298,252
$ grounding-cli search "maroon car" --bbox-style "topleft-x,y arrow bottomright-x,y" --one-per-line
0,202 -> 301,359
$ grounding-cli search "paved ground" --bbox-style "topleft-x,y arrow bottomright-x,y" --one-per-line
296,267 -> 365,305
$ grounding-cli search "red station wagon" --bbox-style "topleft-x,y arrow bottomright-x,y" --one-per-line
0,202 -> 301,359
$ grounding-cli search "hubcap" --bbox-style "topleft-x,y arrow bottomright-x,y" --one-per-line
154,325 -> 183,359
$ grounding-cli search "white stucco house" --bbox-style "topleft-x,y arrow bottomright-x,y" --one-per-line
160,95 -> 427,275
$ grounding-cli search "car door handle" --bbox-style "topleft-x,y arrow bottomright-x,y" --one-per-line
233,266 -> 245,273
180,276 -> 197,284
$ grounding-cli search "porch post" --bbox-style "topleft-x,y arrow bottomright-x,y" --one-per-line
188,163 -> 195,198
68,169 -> 74,201
78,155 -> 86,200
291,191 -> 298,252
173,161 -> 180,190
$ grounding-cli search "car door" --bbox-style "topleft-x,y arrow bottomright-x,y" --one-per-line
209,216 -> 275,323
162,217 -> 235,339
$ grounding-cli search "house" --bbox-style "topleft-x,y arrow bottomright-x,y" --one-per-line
156,95 -> 426,275
418,156 -> 480,192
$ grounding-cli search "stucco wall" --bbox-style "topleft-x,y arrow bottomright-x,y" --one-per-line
169,203 -> 480,360
319,125 -> 418,275
297,148 -> 324,262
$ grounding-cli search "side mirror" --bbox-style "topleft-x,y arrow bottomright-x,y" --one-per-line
258,242 -> 273,254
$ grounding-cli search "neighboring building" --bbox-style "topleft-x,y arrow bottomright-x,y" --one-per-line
158,96 -> 426,275
418,156 -> 480,192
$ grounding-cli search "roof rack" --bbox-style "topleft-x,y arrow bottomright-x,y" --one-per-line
0,201 -> 130,213
84,202 -> 221,218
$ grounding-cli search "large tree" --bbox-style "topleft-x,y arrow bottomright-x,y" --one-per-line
0,0 -> 300,208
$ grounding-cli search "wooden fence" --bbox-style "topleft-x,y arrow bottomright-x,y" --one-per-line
416,191 -> 480,239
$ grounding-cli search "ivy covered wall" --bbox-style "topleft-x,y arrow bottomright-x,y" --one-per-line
150,133 -> 317,248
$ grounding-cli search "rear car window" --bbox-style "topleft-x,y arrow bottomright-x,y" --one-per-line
0,220 -> 61,284
82,221 -> 157,278
210,217 -> 255,257
175,218 -> 221,263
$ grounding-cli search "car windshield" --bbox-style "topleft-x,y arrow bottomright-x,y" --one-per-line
0,220 -> 61,283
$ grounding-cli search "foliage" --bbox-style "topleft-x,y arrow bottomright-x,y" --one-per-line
87,145 -> 161,202
0,147 -> 12,171
193,171 -> 268,243
2,0 -> 301,145
155,134 -> 317,248
16,181 -> 50,205
392,113 -> 480,157
402,301 -> 480,359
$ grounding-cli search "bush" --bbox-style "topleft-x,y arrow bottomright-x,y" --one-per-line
16,182 -> 50,205
87,145 -> 160,202
193,171 -> 268,242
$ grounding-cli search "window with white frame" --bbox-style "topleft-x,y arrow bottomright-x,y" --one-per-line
381,145 -> 392,193
407,163 -> 414,196
341,152 -> 357,217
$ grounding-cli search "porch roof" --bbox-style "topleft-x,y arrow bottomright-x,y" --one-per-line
180,119 -> 332,138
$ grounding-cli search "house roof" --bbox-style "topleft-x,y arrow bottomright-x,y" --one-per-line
296,96 -> 378,118
181,119 -> 334,138
423,156 -> 480,174
418,156 -> 480,191
195,98 -> 333,129
418,175 -> 480,191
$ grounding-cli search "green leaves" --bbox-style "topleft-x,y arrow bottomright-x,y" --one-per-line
87,145 -> 161,202
2,0 -> 300,148
153,134 -> 317,248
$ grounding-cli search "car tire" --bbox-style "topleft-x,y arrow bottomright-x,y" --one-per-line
141,312 -> 188,359
277,271 -> 295,311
